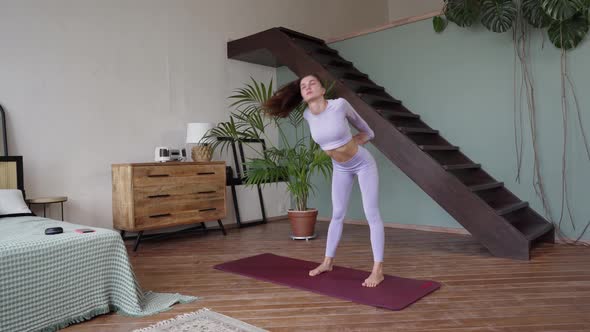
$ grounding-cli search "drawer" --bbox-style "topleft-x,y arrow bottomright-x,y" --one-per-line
135,201 -> 226,229
134,182 -> 225,202
133,164 -> 224,187
134,197 -> 225,218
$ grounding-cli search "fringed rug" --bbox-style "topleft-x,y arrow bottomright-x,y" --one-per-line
133,308 -> 268,332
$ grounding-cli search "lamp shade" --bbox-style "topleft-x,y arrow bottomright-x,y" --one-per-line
186,122 -> 215,144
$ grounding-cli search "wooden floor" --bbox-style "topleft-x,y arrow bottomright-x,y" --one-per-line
64,220 -> 590,332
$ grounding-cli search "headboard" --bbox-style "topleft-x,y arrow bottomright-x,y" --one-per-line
0,156 -> 25,198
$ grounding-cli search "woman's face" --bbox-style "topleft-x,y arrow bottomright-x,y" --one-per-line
300,75 -> 325,103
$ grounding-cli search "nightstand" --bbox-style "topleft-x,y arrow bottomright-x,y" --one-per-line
26,196 -> 68,220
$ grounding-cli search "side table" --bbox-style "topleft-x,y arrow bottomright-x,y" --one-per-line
26,196 -> 68,220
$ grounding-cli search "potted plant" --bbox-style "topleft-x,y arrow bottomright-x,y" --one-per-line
202,78 -> 333,239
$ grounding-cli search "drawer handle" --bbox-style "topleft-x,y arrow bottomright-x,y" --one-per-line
149,213 -> 171,218
197,172 -> 215,175
148,174 -> 170,178
197,191 -> 216,194
199,208 -> 217,212
147,194 -> 170,199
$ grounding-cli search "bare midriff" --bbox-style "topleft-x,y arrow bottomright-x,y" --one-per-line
324,139 -> 359,163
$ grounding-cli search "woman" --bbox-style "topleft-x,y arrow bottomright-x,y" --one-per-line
263,74 -> 385,287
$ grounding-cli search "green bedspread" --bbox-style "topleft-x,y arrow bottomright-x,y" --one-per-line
0,216 -> 197,332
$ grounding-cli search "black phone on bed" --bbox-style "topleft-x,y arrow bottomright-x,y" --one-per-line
44,227 -> 63,235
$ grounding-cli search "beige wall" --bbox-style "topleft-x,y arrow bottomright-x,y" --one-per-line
228,0 -> 389,40
0,0 -> 388,229
388,0 -> 442,21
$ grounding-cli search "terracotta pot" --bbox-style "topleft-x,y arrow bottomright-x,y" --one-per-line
288,208 -> 318,239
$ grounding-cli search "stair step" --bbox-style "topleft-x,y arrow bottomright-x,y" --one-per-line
280,27 -> 325,45
303,47 -> 339,56
340,79 -> 384,92
357,93 -> 401,105
312,53 -> 353,67
324,65 -> 368,78
443,163 -> 481,170
419,145 -> 459,151
399,127 -> 438,134
469,181 -> 504,192
309,47 -> 339,56
496,201 -> 529,216
377,110 -> 419,119
518,222 -> 554,242
328,58 -> 353,67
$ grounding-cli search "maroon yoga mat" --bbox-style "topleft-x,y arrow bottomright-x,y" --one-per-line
214,253 -> 441,310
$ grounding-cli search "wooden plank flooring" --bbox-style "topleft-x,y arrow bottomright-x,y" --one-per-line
63,220 -> 590,332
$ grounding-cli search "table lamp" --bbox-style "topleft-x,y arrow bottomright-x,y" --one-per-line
186,122 -> 215,162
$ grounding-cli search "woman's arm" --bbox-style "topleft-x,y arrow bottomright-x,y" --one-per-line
342,98 -> 375,141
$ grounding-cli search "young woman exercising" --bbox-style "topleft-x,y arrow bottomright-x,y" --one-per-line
263,74 -> 385,287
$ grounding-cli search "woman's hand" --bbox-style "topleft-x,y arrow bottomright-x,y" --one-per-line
353,133 -> 370,145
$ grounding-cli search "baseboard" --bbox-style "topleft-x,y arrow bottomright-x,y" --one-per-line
121,214 -> 288,240
264,215 -> 288,222
213,215 -> 287,230
555,237 -> 590,245
317,217 -> 590,245
120,214 -> 589,245
317,217 -> 470,235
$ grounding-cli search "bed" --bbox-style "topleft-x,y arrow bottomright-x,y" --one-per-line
0,156 -> 196,331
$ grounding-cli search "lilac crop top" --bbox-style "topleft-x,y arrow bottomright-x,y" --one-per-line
303,98 -> 375,151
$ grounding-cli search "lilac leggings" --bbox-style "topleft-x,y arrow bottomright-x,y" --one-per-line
326,146 -> 385,262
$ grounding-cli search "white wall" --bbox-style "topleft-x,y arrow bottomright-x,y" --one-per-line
0,0 -> 388,229
226,0 -> 390,40
388,0 -> 442,21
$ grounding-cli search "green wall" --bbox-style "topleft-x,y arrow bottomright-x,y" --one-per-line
277,20 -> 590,240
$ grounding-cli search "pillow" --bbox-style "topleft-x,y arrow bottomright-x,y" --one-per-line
0,189 -> 33,216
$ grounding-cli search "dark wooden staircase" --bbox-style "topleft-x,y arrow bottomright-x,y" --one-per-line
227,27 -> 555,260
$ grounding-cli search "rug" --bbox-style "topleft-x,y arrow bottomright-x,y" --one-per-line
214,253 -> 441,310
133,308 -> 268,332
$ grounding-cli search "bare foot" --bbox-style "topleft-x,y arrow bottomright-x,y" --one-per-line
362,262 -> 384,287
309,257 -> 334,276
362,271 -> 384,287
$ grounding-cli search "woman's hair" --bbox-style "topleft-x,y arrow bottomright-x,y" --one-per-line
263,73 -> 324,118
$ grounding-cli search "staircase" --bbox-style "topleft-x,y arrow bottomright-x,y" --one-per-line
227,27 -> 554,260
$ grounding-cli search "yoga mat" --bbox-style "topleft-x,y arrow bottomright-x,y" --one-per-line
214,253 -> 441,310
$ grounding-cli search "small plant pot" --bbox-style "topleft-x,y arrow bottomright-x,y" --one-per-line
288,208 -> 318,241
191,145 -> 212,162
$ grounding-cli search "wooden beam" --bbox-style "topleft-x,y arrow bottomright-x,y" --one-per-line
326,10 -> 443,44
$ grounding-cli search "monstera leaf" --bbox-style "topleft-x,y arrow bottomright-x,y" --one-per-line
542,0 -> 586,20
480,0 -> 518,32
548,14 -> 590,49
433,16 -> 448,32
445,0 -> 482,27
523,0 -> 554,28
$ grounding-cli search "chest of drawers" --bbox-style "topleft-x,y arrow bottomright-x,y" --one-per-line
112,161 -> 226,233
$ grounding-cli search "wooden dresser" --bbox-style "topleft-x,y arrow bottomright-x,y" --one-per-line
112,161 -> 226,249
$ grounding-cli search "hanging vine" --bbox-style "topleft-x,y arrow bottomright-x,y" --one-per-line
433,0 -> 590,244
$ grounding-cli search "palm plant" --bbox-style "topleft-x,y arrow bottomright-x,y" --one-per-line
201,78 -> 333,212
